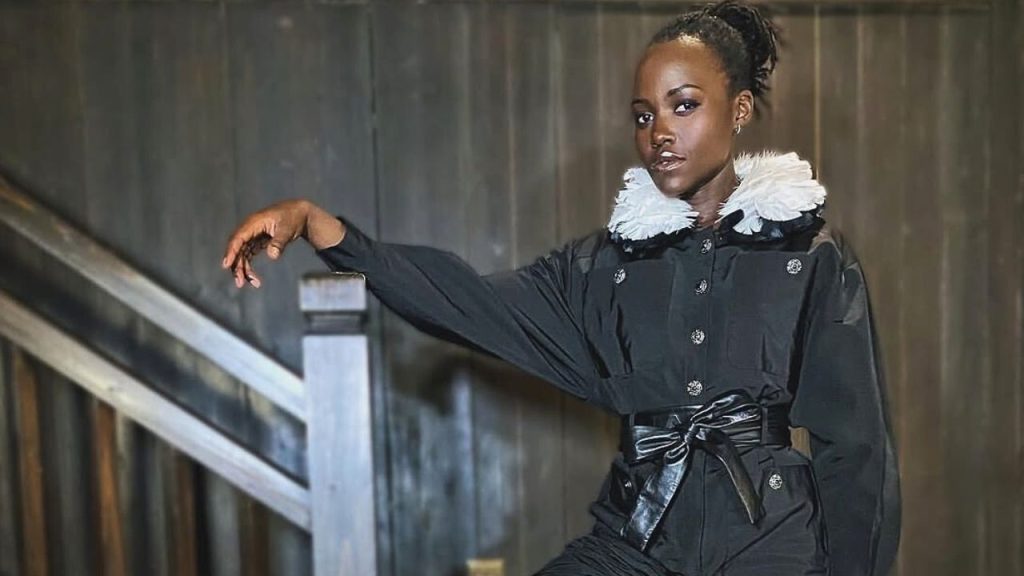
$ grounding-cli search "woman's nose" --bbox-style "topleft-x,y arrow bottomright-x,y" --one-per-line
651,124 -> 674,149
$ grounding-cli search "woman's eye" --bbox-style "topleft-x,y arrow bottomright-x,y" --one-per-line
635,112 -> 654,127
675,100 -> 699,114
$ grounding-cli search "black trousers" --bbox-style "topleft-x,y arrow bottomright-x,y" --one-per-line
536,522 -> 827,576
534,449 -> 829,576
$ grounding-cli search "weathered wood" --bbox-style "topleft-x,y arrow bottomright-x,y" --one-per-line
937,12 -> 992,574
0,2 -> 1021,576
504,6 -> 573,572
0,290 -> 311,530
898,12 -> 947,575
554,5 -> 623,542
302,274 -> 376,576
371,4 -> 482,573
239,498 -> 270,576
987,1 -> 1024,574
92,400 -> 128,576
12,349 -> 49,576
170,452 -> 199,576
0,179 -> 306,422
198,474 -> 244,576
458,5 -> 525,572
39,370 -> 97,575
0,342 -> 21,576
299,275 -> 368,315
224,6 -> 376,573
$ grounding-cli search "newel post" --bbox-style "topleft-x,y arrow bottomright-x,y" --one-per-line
301,272 -> 376,576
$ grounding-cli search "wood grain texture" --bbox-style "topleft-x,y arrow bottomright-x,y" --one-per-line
0,291 -> 312,530
0,179 -> 306,422
553,4 -> 625,543
92,400 -> 127,576
12,350 -> 48,576
986,0 -> 1023,574
370,4 -> 482,574
0,342 -> 19,576
305,334 -> 377,576
0,1 -> 1020,575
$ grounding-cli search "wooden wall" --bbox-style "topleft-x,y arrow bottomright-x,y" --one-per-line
0,0 -> 1020,575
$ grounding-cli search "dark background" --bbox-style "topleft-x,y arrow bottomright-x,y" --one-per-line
0,0 -> 1021,574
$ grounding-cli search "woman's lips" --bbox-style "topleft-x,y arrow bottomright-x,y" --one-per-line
651,158 -> 684,173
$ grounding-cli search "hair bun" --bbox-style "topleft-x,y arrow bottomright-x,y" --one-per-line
704,0 -> 779,98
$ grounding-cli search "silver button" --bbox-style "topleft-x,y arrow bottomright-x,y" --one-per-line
614,268 -> 627,284
786,258 -> 802,275
700,238 -> 713,254
686,379 -> 703,396
690,328 -> 705,345
768,472 -> 784,490
695,279 -> 708,295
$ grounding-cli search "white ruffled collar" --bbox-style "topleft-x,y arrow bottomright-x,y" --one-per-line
607,151 -> 827,241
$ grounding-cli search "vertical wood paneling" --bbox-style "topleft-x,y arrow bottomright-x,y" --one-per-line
12,351 -> 49,576
900,11 -> 948,575
77,6 -> 232,574
225,5 -> 374,574
460,4 -> 524,572
738,12 -> 817,161
0,343 -> 19,576
40,372 -> 97,576
91,401 -> 127,576
0,2 -> 1021,576
987,0 -> 1023,574
0,7 -> 99,574
371,5 -> 479,574
938,12 -> 991,574
169,453 -> 199,576
554,5 -> 623,542
505,5 -> 570,572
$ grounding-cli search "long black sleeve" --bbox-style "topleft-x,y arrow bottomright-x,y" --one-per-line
315,216 -> 598,401
789,236 -> 902,576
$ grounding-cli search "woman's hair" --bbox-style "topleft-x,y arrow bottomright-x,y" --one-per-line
650,0 -> 780,108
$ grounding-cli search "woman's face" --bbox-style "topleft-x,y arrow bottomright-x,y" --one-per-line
631,37 -> 750,199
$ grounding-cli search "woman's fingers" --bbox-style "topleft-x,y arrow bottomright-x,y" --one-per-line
243,249 -> 261,288
222,217 -> 266,270
227,232 -> 272,289
223,201 -> 307,288
233,253 -> 247,288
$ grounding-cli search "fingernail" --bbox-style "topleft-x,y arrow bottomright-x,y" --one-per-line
269,247 -> 279,259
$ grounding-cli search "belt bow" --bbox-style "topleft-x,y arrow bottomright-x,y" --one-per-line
620,390 -> 776,551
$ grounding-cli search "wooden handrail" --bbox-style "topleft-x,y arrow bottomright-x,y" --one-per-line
0,289 -> 311,529
0,176 -> 306,420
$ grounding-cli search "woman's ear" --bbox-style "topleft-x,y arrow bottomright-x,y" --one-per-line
734,90 -> 755,129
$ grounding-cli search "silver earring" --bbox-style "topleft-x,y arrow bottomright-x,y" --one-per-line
733,125 -> 742,135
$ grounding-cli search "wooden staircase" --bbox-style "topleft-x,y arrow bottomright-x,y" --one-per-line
0,175 -> 377,575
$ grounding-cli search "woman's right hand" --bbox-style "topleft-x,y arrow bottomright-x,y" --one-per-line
221,199 -> 345,289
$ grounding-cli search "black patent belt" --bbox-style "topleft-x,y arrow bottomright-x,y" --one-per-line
618,390 -> 791,551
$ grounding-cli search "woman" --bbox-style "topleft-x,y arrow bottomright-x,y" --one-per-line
222,1 -> 901,574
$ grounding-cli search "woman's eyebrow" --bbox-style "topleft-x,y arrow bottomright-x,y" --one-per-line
632,83 -> 703,106
667,83 -> 701,97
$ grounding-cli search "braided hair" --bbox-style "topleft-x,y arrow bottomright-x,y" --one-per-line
650,0 -> 780,109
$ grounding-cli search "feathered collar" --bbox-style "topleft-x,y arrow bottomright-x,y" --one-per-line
607,151 -> 827,255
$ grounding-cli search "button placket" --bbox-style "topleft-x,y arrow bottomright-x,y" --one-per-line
685,229 -> 717,399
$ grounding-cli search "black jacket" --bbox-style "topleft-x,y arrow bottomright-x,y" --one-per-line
317,198 -> 901,576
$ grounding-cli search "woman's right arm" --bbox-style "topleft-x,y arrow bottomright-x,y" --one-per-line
222,200 -> 599,401
316,215 -> 598,400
